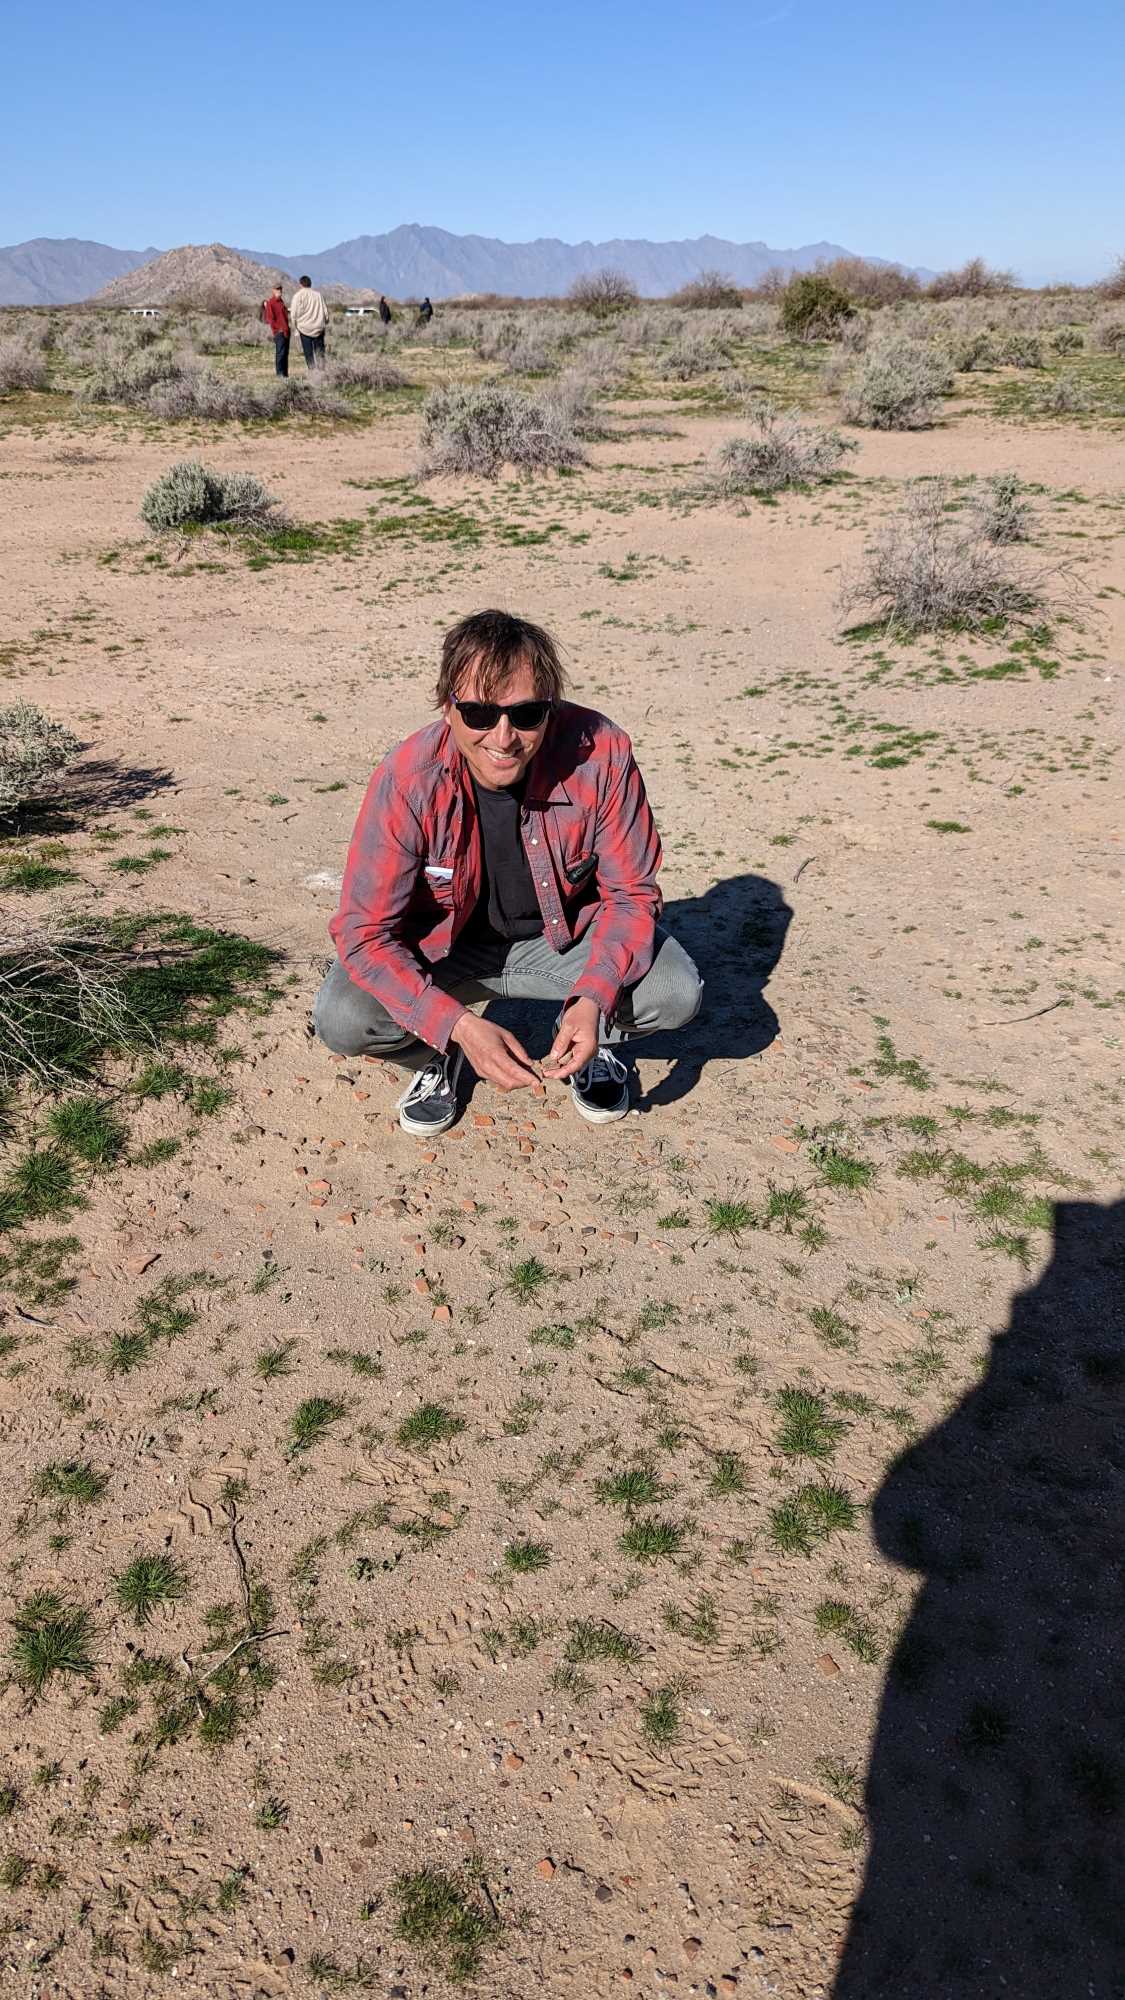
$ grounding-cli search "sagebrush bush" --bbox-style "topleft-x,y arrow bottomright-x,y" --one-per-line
1050,327 -> 1084,356
1098,253 -> 1125,300
1038,374 -> 1092,416
140,459 -> 281,533
0,339 -> 48,394
1093,318 -> 1125,353
974,473 -> 1032,544
566,269 -> 638,318
502,336 -> 565,376
710,401 -> 856,495
841,335 -> 954,428
417,384 -> 586,478
82,346 -> 187,405
994,330 -> 1045,369
670,269 -> 743,310
322,354 -> 409,391
0,704 -> 80,820
780,273 -> 855,342
145,369 -> 270,421
841,479 -> 1045,633
658,331 -> 732,379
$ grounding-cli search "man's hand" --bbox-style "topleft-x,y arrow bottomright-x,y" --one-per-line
542,997 -> 599,1080
450,1013 -> 544,1093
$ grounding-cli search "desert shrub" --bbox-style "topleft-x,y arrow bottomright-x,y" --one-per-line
710,401 -> 856,495
837,312 -> 871,354
815,257 -> 920,306
658,331 -> 732,379
566,269 -> 639,318
617,307 -> 680,348
502,336 -> 565,376
1038,374 -> 1092,416
1098,253 -> 1125,301
1093,318 -> 1125,353
0,705 -> 81,821
140,460 -> 281,533
841,478 -> 1046,633
974,473 -> 1032,544
841,335 -> 954,428
145,370 -> 270,421
417,384 -> 586,478
321,354 -> 409,391
927,258 -> 1016,300
543,366 -> 610,440
994,330 -> 1045,369
1051,327 -> 1084,355
0,339 -> 49,394
82,346 -> 187,405
779,272 -> 855,342
671,269 -> 743,310
947,329 -> 999,371
0,913 -> 280,1090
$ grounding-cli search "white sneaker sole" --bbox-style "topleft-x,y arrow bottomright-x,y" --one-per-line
570,1085 -> 630,1125
398,1102 -> 458,1137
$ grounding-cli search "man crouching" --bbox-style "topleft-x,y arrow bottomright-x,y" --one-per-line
314,609 -> 702,1137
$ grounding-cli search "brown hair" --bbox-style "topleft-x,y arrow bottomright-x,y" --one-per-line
434,609 -> 568,708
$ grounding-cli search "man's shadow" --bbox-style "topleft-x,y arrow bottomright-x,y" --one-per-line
641,874 -> 790,1105
487,874 -> 790,1106
834,1198 -> 1125,1999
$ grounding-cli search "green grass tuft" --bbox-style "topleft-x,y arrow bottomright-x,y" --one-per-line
396,1402 -> 466,1450
7,1592 -> 95,1696
287,1396 -> 347,1456
114,1552 -> 190,1627
394,1864 -> 502,1982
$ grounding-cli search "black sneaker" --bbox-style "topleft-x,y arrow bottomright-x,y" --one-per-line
396,1050 -> 464,1137
570,1047 -> 631,1124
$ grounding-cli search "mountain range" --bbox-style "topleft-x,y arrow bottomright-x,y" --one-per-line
0,222 -> 921,306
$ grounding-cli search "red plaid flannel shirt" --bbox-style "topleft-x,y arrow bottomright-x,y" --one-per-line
330,703 -> 663,1051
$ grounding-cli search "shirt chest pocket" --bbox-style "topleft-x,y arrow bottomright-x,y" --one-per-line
421,862 -> 456,907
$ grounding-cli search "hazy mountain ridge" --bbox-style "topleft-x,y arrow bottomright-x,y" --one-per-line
232,223 -> 909,298
0,237 -> 160,306
0,222 -> 926,306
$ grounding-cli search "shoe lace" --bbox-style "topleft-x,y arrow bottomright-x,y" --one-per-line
396,1057 -> 448,1110
581,1048 -> 629,1090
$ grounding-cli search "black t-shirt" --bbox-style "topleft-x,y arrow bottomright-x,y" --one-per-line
467,779 -> 542,941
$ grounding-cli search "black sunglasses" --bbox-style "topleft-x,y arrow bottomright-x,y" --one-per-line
451,696 -> 553,731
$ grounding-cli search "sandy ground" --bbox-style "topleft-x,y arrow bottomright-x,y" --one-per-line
1,370 -> 1123,1999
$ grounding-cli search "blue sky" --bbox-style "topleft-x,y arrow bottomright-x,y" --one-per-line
4,0 -> 1122,281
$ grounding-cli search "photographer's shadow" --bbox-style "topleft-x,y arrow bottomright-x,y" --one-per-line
638,873 -> 791,1106
834,1197 -> 1125,1998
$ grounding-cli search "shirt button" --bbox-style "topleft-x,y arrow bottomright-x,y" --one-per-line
540,879 -> 548,887
552,918 -> 560,926
530,838 -> 538,846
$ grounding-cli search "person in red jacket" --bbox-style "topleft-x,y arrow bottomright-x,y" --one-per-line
260,284 -> 290,377
315,609 -> 703,1137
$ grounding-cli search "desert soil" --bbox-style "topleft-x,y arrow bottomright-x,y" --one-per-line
1,365 -> 1123,1999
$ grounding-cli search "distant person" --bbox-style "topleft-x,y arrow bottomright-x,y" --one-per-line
314,608 -> 702,1138
291,275 -> 329,368
378,295 -> 392,326
260,283 -> 290,377
418,296 -> 434,325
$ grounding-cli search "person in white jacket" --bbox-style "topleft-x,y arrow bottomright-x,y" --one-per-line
290,276 -> 329,369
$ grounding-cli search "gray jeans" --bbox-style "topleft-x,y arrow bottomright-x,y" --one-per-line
313,925 -> 702,1068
